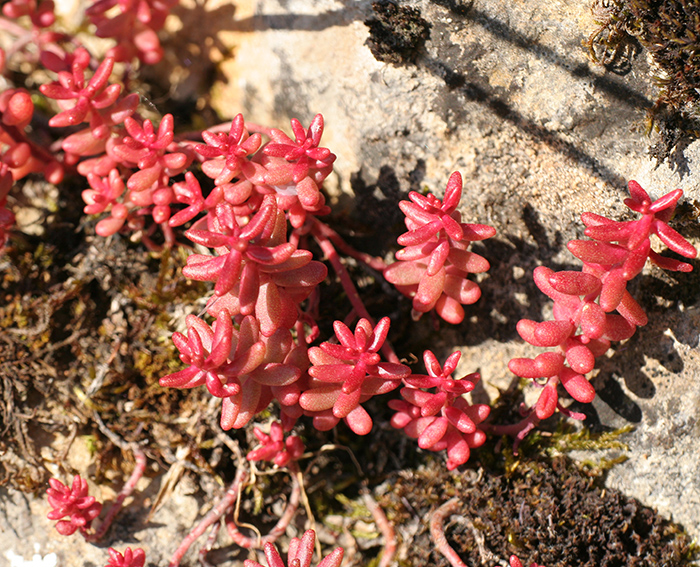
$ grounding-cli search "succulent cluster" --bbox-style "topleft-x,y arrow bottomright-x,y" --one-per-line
246,420 -> 304,468
244,530 -> 344,567
384,171 -> 496,324
43,171 -> 696,565
301,317 -> 410,434
105,547 -> 146,567
46,475 -> 102,537
389,350 -> 490,470
492,180 -> 697,449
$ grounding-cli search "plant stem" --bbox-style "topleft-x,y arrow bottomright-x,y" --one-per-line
430,498 -> 469,567
86,445 -> 147,541
168,465 -> 249,567
198,522 -> 220,567
362,491 -> 396,567
309,217 -> 399,364
226,463 -> 301,548
310,217 -> 388,272
482,411 -> 541,455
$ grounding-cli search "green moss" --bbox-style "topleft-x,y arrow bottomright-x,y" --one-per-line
335,493 -> 371,520
82,434 -> 99,456
133,341 -> 181,382
548,423 -> 633,452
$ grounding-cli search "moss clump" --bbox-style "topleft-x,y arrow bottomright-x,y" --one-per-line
587,0 -> 700,161
365,1 -> 431,65
384,456 -> 696,567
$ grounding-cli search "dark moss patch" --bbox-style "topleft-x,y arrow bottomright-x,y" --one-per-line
381,456 -> 695,567
647,106 -> 700,171
365,1 -> 431,65
587,0 -> 700,162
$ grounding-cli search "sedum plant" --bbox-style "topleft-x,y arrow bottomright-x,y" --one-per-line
487,180 -> 697,450
244,530 -> 344,567
104,547 -> 146,567
246,420 -> 304,468
384,171 -> 496,324
46,475 -> 102,537
300,317 -> 411,434
389,350 -> 490,470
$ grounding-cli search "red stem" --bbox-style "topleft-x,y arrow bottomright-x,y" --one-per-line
310,217 -> 388,272
85,445 -> 147,542
0,16 -> 29,36
309,217 -> 399,364
430,498 -> 469,567
1,122 -> 62,170
225,463 -> 301,548
168,465 -> 249,567
244,121 -> 275,138
481,411 -> 541,455
311,218 -> 371,319
198,521 -> 221,567
363,491 -> 397,567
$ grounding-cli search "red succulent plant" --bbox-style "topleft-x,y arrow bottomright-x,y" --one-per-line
390,350 -> 490,470
384,171 -> 496,323
46,475 -> 103,536
495,181 -> 697,449
246,420 -> 304,467
105,547 -> 146,567
300,317 -> 410,435
244,530 -> 344,567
